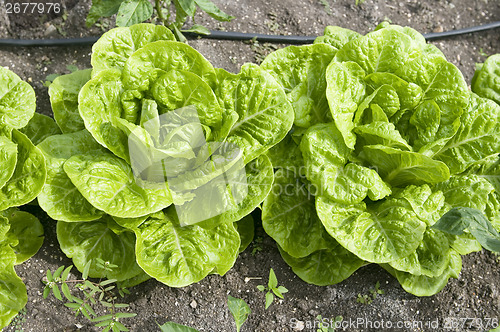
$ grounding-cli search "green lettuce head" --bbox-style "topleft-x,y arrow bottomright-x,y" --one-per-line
41,23 -> 294,288
262,23 -> 500,296
0,66 -> 47,328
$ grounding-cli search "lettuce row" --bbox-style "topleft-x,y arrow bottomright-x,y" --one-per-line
41,23 -> 293,289
261,23 -> 500,296
0,67 -> 49,328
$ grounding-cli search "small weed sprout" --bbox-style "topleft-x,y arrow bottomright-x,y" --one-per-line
257,268 -> 288,309
42,258 -> 136,332
356,281 -> 384,305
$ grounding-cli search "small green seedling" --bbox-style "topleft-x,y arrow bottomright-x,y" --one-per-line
356,281 -> 384,305
227,295 -> 251,332
257,268 -> 288,309
319,0 -> 332,15
251,236 -> 264,256
158,321 -> 199,331
43,259 -> 136,332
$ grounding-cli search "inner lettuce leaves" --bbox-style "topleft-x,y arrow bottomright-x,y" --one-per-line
0,68 -> 45,329
261,23 -> 500,297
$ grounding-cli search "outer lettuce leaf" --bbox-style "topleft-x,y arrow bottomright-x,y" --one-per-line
198,154 -> 273,228
57,217 -> 144,281
235,214 -> 254,253
219,63 -> 294,163
314,26 -> 361,51
468,156 -> 500,203
389,185 -> 445,226
434,94 -> 500,174
0,134 -> 17,189
266,133 -> 303,171
262,169 -> 331,258
0,243 -> 27,329
134,208 -> 240,287
316,185 -> 429,263
0,130 -> 46,210
19,113 -> 61,146
261,43 -> 336,128
49,69 -> 92,134
334,28 -> 417,75
383,249 -> 462,296
396,54 -> 469,108
0,66 -> 36,129
2,209 -> 44,264
434,175 -> 496,216
78,69 -> 129,161
91,23 -> 175,76
278,243 -> 365,286
37,130 -> 107,222
471,54 -> 500,105
388,228 -> 451,277
325,61 -> 366,148
63,153 -> 172,218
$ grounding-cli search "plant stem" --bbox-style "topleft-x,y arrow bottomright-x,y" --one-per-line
155,0 -> 166,25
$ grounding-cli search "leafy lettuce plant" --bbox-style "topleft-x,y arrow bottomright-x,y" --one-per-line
0,67 -> 49,328
472,53 -> 500,106
40,23 -> 293,289
261,22 -> 500,296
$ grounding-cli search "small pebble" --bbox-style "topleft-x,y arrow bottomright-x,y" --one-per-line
433,25 -> 444,33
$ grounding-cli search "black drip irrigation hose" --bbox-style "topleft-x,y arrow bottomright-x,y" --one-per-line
0,20 -> 499,47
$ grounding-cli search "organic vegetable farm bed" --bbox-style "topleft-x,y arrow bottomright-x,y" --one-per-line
1,0 -> 500,331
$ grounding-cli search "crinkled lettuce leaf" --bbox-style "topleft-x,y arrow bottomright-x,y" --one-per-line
0,133 -> 17,190
316,185 -> 432,263
37,130 -> 107,222
471,54 -> 500,106
300,123 -> 390,203
314,26 -> 361,51
57,216 -> 144,281
218,63 -> 294,163
0,66 -> 36,129
261,43 -> 336,128
1,208 -> 44,264
262,169 -> 331,258
434,94 -> 500,174
0,243 -> 27,329
134,208 -> 240,287
20,113 -> 61,146
49,69 -> 92,134
0,130 -> 46,210
91,23 -> 175,76
383,249 -> 462,296
278,243 -> 365,286
63,153 -> 172,218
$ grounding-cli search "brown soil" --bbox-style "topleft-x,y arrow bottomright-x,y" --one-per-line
1,0 -> 500,331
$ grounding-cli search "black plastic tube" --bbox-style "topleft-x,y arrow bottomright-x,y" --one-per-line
0,21 -> 499,47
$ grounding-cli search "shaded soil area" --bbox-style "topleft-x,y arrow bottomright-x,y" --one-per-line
1,0 -> 500,331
